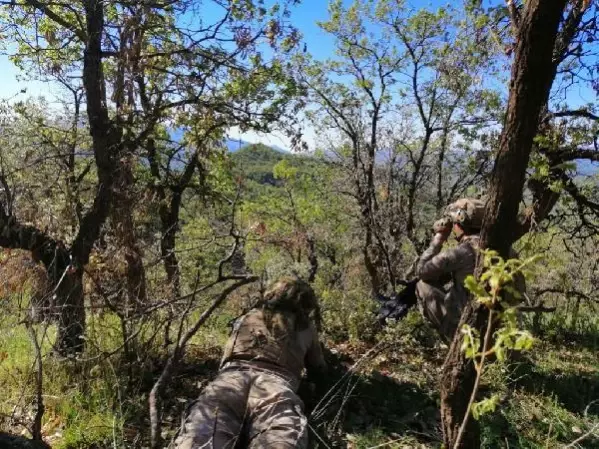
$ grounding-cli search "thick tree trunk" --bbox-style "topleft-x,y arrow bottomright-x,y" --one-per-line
0,0 -> 123,355
54,269 -> 86,354
0,214 -> 86,353
440,1 -> 568,447
478,5 -> 566,257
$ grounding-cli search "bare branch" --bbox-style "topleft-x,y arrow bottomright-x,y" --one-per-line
148,276 -> 258,449
547,108 -> 599,121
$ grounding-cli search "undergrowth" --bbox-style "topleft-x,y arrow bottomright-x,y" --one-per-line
0,294 -> 598,448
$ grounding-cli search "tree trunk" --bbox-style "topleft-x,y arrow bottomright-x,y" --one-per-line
440,1 -> 568,447
160,206 -> 182,300
146,141 -> 199,345
54,268 -> 86,354
146,139 -> 199,302
0,212 -> 88,355
441,301 -> 488,447
159,204 -> 182,347
436,127 -> 449,214
112,154 -> 147,305
406,129 -> 432,243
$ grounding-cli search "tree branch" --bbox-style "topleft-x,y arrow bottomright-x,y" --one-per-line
547,108 -> 599,121
506,0 -> 521,36
24,0 -> 87,41
148,276 -> 258,449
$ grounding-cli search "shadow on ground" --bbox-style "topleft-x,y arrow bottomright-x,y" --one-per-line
301,349 -> 440,448
0,433 -> 50,449
473,354 -> 599,449
540,327 -> 599,354
512,357 -> 599,417
123,350 -> 222,448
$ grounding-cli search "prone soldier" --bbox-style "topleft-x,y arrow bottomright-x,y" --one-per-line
174,277 -> 327,449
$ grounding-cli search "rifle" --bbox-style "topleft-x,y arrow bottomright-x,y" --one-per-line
374,279 -> 419,325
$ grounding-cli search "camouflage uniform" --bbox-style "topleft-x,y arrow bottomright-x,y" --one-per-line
416,233 -> 480,342
415,198 -> 525,342
174,280 -> 326,449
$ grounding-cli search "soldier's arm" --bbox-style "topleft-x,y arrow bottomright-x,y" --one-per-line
417,242 -> 464,282
416,234 -> 444,274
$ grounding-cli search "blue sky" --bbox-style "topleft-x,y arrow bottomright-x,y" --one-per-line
0,1 -> 339,99
0,0 -> 348,148
228,0 -> 456,148
0,0 -> 595,151
0,0 -> 447,98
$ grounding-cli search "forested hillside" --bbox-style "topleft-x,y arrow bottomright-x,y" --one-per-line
0,0 -> 598,448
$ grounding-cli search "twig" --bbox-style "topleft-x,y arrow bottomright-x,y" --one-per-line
330,375 -> 360,431
310,340 -> 387,420
308,423 -> 332,449
367,437 -> 408,449
517,304 -> 556,313
26,322 -> 45,442
562,422 -> 599,448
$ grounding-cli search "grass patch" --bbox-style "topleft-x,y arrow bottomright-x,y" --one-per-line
1,295 -> 598,448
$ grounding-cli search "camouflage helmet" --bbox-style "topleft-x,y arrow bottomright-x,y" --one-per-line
263,276 -> 319,314
444,198 -> 486,231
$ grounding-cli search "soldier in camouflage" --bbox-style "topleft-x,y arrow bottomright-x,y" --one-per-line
174,277 -> 326,449
415,198 -> 524,343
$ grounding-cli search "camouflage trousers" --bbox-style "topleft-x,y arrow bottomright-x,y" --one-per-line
174,363 -> 308,449
416,280 -> 465,343
416,281 -> 525,358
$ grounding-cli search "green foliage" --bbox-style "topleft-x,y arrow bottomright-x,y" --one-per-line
232,144 -> 289,185
318,285 -> 377,342
461,250 -> 541,421
464,250 -> 540,306
0,0 -> 597,447
0,310 -> 125,448
472,394 -> 500,421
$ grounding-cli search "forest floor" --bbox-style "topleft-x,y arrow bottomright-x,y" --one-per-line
0,310 -> 598,448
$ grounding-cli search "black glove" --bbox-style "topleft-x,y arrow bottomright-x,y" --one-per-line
375,279 -> 418,325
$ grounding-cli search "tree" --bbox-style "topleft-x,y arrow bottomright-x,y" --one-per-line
0,0 -> 302,354
297,0 -> 501,294
440,1 -> 598,447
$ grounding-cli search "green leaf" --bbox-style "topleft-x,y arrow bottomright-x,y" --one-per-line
471,395 -> 500,420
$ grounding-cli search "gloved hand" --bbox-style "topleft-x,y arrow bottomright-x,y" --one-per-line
432,217 -> 452,242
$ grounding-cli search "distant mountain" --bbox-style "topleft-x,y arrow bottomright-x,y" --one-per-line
167,127 -> 287,153
231,143 -> 291,185
225,139 -> 251,152
231,143 -> 324,187
227,139 -> 288,153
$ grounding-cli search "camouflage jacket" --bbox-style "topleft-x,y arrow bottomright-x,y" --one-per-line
220,308 -> 326,387
416,234 -> 525,305
416,234 -> 480,305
